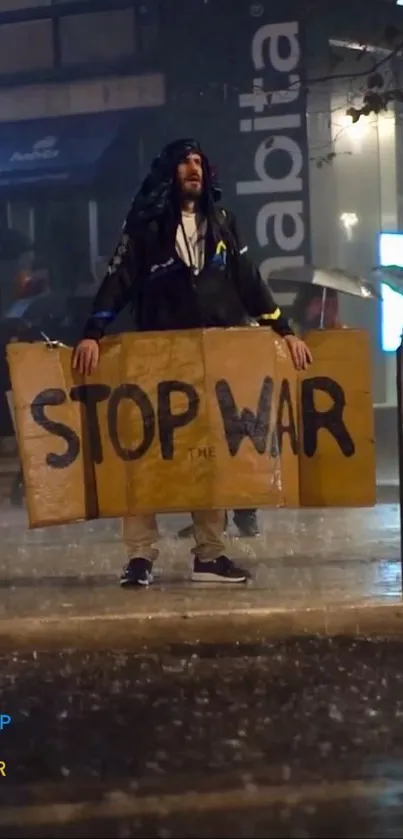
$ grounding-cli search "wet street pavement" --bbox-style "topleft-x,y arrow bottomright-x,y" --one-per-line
2,636 -> 403,837
0,505 -> 400,624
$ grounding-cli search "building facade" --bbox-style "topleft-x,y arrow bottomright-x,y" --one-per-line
0,0 -> 165,297
0,0 -> 402,405
161,0 -> 403,406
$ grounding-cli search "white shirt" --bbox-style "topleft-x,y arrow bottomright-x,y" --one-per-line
175,211 -> 207,275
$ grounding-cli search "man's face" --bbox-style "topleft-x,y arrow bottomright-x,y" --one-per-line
176,152 -> 203,200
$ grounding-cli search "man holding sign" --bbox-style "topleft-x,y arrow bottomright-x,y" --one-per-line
73,139 -> 311,587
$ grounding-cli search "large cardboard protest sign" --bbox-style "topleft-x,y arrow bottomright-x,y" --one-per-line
299,330 -> 375,507
7,328 -> 375,528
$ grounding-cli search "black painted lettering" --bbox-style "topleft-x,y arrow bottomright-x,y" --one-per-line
270,378 -> 299,457
108,383 -> 155,461
30,388 -> 80,469
157,381 -> 199,460
302,376 -> 355,457
215,377 -> 273,456
70,385 -> 111,465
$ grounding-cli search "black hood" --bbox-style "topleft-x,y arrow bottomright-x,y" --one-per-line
125,138 -> 222,230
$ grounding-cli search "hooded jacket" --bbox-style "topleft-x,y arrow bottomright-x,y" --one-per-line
83,139 -> 294,340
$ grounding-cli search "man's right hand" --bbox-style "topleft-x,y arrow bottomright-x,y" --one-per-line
72,339 -> 100,376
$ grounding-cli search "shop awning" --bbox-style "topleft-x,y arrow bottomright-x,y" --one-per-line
0,111 -> 132,188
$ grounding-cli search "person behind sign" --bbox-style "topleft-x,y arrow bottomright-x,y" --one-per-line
72,139 -> 312,587
177,508 -> 259,540
291,286 -> 344,334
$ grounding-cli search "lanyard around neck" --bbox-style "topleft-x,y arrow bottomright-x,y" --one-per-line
179,216 -> 199,274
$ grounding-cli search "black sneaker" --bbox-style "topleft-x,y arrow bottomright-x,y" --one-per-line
120,558 -> 154,587
192,555 -> 251,583
233,510 -> 260,538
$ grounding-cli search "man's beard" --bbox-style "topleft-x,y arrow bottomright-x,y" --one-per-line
181,182 -> 202,201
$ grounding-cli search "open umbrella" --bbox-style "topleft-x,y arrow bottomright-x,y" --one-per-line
271,266 -> 380,300
271,265 -> 379,329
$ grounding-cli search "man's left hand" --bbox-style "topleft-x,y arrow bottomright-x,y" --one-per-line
284,335 -> 312,371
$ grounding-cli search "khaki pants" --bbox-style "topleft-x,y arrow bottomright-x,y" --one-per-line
123,510 -> 226,562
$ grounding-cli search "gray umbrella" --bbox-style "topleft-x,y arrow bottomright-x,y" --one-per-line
271,265 -> 380,300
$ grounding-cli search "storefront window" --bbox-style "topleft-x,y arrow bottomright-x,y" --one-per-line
34,195 -> 91,292
0,19 -> 53,74
6,201 -> 34,243
60,9 -> 136,66
97,192 -> 133,260
0,0 -> 50,8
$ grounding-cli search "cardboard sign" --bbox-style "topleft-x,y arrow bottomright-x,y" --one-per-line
299,329 -> 375,507
7,328 -> 375,528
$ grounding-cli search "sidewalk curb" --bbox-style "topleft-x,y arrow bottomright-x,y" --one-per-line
1,601 -> 403,651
